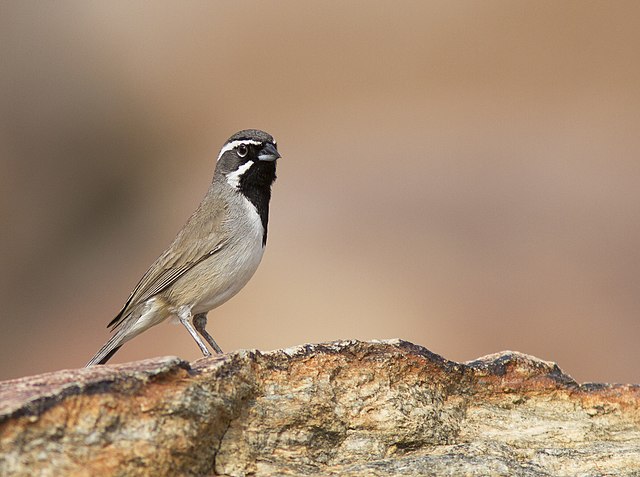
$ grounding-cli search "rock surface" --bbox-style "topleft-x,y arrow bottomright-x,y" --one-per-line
1,339 -> 639,476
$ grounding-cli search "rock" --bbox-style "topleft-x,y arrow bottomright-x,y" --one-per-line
1,339 -> 639,476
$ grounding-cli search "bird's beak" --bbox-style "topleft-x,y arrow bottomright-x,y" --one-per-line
258,143 -> 281,162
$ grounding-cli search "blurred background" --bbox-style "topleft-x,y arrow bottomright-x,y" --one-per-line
1,1 -> 639,383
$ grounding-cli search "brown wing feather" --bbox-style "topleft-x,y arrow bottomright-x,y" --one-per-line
107,196 -> 227,330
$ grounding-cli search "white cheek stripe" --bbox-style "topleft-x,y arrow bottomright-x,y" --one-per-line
217,139 -> 262,161
226,160 -> 254,188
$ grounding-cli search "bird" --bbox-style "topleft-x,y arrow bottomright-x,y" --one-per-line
86,129 -> 281,366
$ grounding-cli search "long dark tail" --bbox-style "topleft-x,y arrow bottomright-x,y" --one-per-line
86,305 -> 163,366
85,326 -> 130,366
87,345 -> 122,366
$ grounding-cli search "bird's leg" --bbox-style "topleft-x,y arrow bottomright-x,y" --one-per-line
178,307 -> 211,357
193,313 -> 224,354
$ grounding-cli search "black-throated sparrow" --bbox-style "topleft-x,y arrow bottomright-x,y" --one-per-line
86,129 -> 281,366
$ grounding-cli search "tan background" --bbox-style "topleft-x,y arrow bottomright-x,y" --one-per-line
2,1 -> 639,383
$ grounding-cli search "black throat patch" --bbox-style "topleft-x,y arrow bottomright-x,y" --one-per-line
237,161 -> 277,246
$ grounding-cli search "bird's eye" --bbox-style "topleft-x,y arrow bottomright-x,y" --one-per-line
237,144 -> 249,157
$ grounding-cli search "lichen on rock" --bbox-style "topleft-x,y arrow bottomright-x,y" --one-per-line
1,339 -> 639,476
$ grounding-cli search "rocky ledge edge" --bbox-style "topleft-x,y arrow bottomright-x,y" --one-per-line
1,339 -> 639,476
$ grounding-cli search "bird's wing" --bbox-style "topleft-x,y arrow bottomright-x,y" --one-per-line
107,200 -> 228,330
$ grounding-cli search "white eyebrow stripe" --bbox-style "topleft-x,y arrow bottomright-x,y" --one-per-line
217,139 -> 262,161
226,160 -> 254,188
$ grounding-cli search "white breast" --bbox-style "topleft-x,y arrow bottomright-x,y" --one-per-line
190,196 -> 266,314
